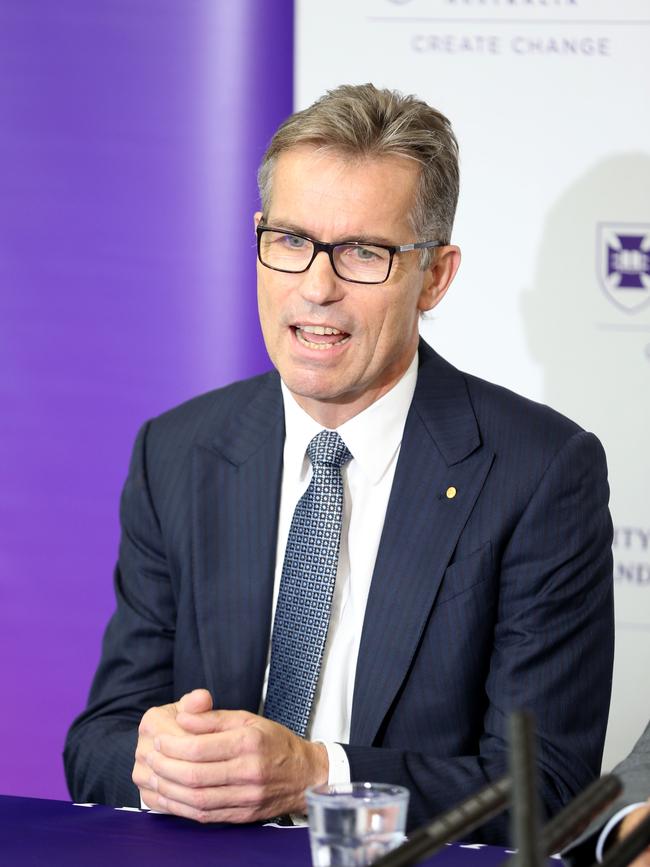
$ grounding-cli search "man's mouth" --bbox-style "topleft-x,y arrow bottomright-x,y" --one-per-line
293,325 -> 351,350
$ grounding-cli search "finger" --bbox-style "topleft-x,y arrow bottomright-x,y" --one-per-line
176,689 -> 213,715
134,736 -> 154,766
138,706 -> 175,738
153,775 -> 262,812
133,756 -> 161,793
212,709 -> 258,731
157,729 -> 245,762
139,787 -> 163,812
208,709 -> 258,732
146,748 -> 244,788
152,791 -> 265,824
175,708 -> 256,735
175,711 -> 224,735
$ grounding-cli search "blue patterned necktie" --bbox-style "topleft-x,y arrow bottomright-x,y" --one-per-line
264,429 -> 352,737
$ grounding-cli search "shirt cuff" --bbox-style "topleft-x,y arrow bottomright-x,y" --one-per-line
596,803 -> 647,862
321,741 -> 351,785
288,742 -> 351,826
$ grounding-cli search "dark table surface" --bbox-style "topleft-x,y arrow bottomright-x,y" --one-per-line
0,794 -> 556,866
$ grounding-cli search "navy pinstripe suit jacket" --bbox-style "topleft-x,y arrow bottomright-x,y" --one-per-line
64,340 -> 615,840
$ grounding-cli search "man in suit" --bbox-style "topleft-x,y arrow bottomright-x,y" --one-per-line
564,720 -> 650,867
64,84 -> 615,840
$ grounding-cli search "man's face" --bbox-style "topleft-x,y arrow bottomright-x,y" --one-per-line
256,145 -> 455,426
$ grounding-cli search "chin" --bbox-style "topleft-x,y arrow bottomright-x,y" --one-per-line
282,371 -> 344,403
289,383 -> 340,403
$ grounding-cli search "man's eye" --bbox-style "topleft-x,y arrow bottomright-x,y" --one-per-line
340,244 -> 385,263
355,246 -> 379,261
281,234 -> 307,249
339,244 -> 377,262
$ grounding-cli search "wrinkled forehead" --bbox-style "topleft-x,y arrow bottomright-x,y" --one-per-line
265,145 -> 421,241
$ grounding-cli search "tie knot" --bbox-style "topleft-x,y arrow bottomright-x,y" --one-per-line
307,430 -> 352,469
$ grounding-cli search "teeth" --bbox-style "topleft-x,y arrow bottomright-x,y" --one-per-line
300,325 -> 341,335
296,328 -> 351,350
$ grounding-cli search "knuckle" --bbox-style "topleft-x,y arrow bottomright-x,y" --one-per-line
185,764 -> 203,789
137,744 -> 152,764
194,809 -> 212,824
190,788 -> 209,811
243,727 -> 263,752
246,758 -> 265,785
138,707 -> 158,735
244,784 -> 265,807
221,806 -> 248,823
185,738 -> 203,762
131,763 -> 149,788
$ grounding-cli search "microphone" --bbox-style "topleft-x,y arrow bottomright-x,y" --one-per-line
509,710 -> 543,867
371,775 -> 511,867
371,711 -> 624,867
598,812 -> 650,867
539,774 -> 622,856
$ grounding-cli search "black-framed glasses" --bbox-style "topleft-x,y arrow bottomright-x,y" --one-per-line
256,224 -> 444,285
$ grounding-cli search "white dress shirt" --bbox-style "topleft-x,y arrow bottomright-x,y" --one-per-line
260,351 -> 419,783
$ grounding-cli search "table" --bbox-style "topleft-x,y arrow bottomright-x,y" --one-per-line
0,794 -> 545,866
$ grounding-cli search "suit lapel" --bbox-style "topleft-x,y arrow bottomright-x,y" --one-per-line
350,343 -> 495,744
192,374 -> 285,712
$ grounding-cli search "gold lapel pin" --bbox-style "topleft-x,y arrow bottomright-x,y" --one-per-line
446,486 -> 457,499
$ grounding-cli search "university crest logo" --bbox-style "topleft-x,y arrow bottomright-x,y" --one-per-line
597,223 -> 650,313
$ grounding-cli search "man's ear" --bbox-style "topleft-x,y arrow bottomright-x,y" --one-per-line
418,245 -> 461,312
254,211 -> 263,229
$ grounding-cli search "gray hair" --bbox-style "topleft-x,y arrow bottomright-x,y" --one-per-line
257,83 -> 459,266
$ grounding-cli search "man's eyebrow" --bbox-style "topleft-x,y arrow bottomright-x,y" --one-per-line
264,219 -> 311,237
264,219 -> 396,247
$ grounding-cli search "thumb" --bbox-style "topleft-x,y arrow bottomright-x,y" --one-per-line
176,688 -> 213,715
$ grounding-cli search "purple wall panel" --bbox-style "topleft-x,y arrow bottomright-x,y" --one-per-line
0,0 -> 293,799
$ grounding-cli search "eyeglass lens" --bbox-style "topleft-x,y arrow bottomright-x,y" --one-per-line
259,229 -> 392,283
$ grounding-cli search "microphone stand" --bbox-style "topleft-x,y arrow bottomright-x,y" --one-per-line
509,711 -> 543,867
369,712 -> 627,867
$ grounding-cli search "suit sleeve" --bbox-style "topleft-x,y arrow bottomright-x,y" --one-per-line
563,721 -> 650,866
343,430 -> 615,840
609,722 -> 650,807
63,421 -> 178,807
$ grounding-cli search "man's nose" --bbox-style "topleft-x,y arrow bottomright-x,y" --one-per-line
298,250 -> 345,304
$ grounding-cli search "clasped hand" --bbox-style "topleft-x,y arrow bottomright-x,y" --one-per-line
132,689 -> 328,823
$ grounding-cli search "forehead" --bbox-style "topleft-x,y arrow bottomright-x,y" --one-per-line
267,145 -> 420,241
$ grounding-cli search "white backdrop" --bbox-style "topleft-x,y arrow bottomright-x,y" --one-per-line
296,0 -> 650,770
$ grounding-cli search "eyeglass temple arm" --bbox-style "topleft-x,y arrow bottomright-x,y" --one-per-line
396,240 -> 445,252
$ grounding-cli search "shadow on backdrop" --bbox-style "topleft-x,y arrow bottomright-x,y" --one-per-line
521,152 -> 650,770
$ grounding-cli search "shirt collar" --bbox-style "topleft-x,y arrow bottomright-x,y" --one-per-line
280,351 -> 418,485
